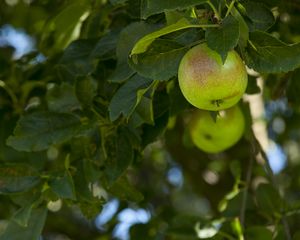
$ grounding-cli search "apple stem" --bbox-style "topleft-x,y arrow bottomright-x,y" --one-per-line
211,99 -> 223,107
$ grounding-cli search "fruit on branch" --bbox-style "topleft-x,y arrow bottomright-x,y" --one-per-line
178,43 -> 248,111
188,105 -> 245,153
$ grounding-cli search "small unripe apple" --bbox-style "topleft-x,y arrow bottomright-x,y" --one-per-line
178,43 -> 248,111
189,105 -> 245,153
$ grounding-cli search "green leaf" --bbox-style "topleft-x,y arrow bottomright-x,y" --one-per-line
12,204 -> 34,227
73,160 -> 95,201
206,15 -> 240,62
79,197 -> 104,219
109,176 -> 144,202
110,22 -> 159,83
89,30 -> 119,60
0,207 -> 47,240
129,96 -> 155,127
75,76 -> 97,109
110,62 -> 136,83
46,83 -> 80,112
165,10 -> 184,25
245,31 -> 300,73
129,39 -> 187,80
131,18 -> 211,56
6,112 -> 83,152
167,80 -> 189,116
49,170 -> 76,200
243,2 -> 275,31
0,165 -> 40,194
58,38 -> 97,76
255,183 -> 283,216
231,6 -> 249,50
105,129 -> 134,183
41,0 -> 89,53
142,112 -> 169,147
135,86 -> 156,124
245,226 -> 273,240
109,74 -> 154,121
141,0 -> 207,19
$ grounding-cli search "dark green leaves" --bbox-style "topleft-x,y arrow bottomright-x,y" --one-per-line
141,0 -> 207,19
58,31 -> 118,77
109,74 -> 154,121
245,226 -> 273,240
104,128 -> 134,183
129,39 -> 187,80
0,165 -> 40,194
131,18 -> 208,56
255,184 -> 283,217
246,31 -> 300,73
46,83 -> 80,112
206,15 -> 240,62
40,0 -> 89,53
89,31 -> 119,60
75,76 -> 97,109
58,39 -> 97,76
231,6 -> 249,49
243,2 -> 275,31
6,112 -> 83,152
110,22 -> 159,83
12,204 -> 34,227
49,171 -> 76,200
0,207 -> 47,240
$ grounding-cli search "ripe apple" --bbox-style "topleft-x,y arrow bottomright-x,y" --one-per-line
178,43 -> 248,111
188,105 -> 245,153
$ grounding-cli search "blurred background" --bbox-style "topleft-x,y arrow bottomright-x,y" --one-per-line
1,0 -> 300,239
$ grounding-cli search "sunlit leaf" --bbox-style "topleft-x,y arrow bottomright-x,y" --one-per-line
131,18 -> 213,56
141,0 -> 207,19
110,22 -> 159,83
129,39 -> 187,80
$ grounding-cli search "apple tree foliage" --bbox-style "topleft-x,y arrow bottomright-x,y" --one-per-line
0,0 -> 300,239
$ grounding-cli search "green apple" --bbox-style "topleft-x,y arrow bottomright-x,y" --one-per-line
178,43 -> 248,111
189,105 -> 245,153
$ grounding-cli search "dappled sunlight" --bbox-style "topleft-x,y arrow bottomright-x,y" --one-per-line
113,208 -> 151,240
0,25 -> 35,58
